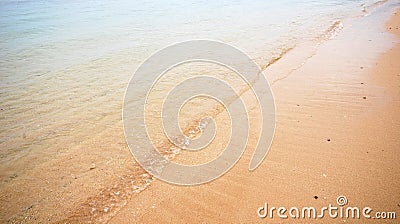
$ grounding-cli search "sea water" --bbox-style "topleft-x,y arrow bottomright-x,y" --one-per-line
0,0 -> 383,164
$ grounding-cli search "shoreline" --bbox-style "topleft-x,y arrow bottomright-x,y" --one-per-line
0,1 -> 399,223
110,3 -> 400,224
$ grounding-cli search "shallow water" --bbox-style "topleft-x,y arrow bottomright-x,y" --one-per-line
0,0 -> 382,167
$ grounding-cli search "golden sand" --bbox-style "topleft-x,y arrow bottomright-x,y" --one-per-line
109,8 -> 400,224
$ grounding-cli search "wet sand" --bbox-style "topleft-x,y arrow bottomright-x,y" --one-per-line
109,5 -> 400,224
1,3 -> 399,224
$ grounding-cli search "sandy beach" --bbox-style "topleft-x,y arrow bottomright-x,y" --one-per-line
0,1 -> 399,223
110,5 -> 400,224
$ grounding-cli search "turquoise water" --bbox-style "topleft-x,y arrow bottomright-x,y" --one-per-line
0,0 -> 380,81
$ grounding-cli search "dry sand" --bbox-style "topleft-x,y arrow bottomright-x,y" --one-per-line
108,6 -> 400,224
